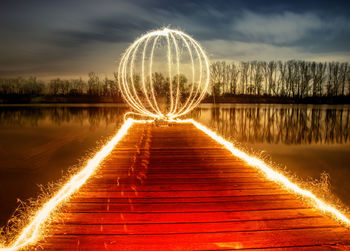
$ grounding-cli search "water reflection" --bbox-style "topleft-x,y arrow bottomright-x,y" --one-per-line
2,104 -> 348,145
193,104 -> 350,145
0,105 -> 128,129
0,104 -> 350,228
0,105 -> 128,227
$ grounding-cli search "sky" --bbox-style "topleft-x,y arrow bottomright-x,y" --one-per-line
1,0 -> 350,79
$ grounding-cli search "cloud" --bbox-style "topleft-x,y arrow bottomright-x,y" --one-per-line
232,11 -> 323,44
1,1 -> 350,78
202,39 -> 350,62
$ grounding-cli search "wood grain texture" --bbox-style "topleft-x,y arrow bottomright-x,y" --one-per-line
34,123 -> 350,250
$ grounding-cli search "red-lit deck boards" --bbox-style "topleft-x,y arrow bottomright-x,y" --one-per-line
35,123 -> 350,250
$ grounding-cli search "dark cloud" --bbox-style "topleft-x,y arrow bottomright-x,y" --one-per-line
0,0 -> 350,77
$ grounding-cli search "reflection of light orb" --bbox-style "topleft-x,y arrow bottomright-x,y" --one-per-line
118,28 -> 210,120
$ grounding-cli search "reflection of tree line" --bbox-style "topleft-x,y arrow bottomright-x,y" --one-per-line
1,105 -> 349,144
0,106 -> 128,129
201,106 -> 350,144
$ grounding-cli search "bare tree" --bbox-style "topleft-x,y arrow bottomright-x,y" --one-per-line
310,62 -> 326,96
227,63 -> 240,94
248,61 -> 263,95
299,61 -> 312,98
71,78 -> 86,95
278,61 -> 287,96
240,62 -> 249,94
210,62 -> 225,96
88,72 -> 101,96
327,62 -> 341,96
49,78 -> 61,95
339,62 -> 349,96
267,61 -> 277,95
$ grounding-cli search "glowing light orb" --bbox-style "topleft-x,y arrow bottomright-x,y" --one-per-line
118,28 -> 210,120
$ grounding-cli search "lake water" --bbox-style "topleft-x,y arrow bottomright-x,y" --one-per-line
0,103 -> 349,227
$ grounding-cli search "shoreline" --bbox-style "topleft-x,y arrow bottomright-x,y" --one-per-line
0,94 -> 349,105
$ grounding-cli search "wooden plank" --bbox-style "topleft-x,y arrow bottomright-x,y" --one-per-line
38,228 -> 350,250
52,208 -> 323,224
48,217 -> 339,235
81,182 -> 282,191
33,122 -> 350,250
68,194 -> 296,203
61,200 -> 307,213
86,177 -> 268,185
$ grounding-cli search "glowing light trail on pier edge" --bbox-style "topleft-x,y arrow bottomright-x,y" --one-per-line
185,119 -> 350,226
0,118 -> 145,250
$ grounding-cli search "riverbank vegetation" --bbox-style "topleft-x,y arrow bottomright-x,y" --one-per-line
0,60 -> 349,104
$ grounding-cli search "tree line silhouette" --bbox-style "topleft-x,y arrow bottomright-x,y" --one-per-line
210,61 -> 349,98
0,60 -> 349,103
0,72 -> 122,102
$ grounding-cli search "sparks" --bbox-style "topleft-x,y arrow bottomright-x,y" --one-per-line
0,118 -> 140,251
118,28 -> 210,120
180,119 -> 350,226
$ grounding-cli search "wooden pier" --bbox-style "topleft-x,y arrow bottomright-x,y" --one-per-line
36,122 -> 350,250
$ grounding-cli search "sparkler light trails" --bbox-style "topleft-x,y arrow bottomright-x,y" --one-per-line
118,28 -> 210,120
183,119 -> 350,226
0,118 -> 141,251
